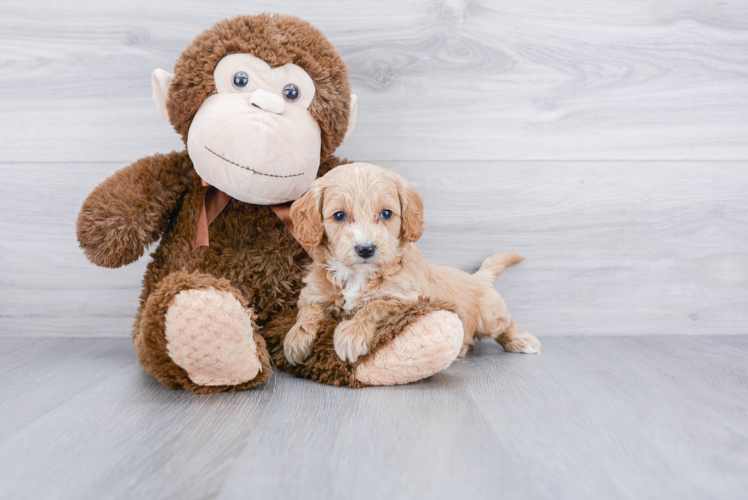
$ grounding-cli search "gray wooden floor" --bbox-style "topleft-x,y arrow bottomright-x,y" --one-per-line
0,335 -> 746,500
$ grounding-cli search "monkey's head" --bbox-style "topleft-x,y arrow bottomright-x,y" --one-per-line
151,14 -> 357,204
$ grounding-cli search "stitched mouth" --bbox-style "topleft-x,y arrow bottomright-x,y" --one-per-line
205,146 -> 305,178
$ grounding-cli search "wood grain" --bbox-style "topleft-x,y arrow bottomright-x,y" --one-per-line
0,336 -> 745,499
0,337 -> 136,440
0,0 -> 747,162
2,161 -> 745,337
0,163 -> 147,337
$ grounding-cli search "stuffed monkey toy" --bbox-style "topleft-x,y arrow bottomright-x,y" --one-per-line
76,14 -> 465,392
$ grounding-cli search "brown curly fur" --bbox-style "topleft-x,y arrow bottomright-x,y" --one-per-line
76,14 -> 360,393
77,148 -> 343,391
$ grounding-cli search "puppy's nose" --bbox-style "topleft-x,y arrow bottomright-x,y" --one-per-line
355,244 -> 376,259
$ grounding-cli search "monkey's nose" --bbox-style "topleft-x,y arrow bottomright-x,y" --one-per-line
355,244 -> 376,259
249,88 -> 286,114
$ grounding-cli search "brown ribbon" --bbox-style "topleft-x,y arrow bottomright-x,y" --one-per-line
195,179 -> 310,255
195,179 -> 232,248
269,203 -> 312,255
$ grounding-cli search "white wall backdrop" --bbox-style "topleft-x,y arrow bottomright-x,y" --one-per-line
1,0 -> 746,337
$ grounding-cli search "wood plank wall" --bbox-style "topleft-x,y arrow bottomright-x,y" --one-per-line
1,0 -> 746,337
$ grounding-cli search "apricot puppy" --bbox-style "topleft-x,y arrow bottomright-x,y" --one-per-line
283,163 -> 541,365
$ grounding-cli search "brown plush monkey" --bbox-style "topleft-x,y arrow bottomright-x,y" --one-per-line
76,14 -> 464,392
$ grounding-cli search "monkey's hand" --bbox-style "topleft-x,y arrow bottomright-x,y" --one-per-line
76,151 -> 192,268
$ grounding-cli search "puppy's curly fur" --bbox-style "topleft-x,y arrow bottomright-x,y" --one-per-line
284,163 -> 541,365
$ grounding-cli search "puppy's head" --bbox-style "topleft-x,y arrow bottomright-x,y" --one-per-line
290,163 -> 424,270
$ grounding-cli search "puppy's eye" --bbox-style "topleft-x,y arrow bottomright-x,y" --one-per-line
233,72 -> 250,89
333,211 -> 347,222
283,84 -> 300,102
380,209 -> 393,220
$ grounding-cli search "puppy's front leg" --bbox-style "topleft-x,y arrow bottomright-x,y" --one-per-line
284,294 -> 330,366
334,300 -> 403,363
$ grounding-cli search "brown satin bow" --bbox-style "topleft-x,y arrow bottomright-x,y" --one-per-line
195,179 -> 311,255
194,179 -> 232,248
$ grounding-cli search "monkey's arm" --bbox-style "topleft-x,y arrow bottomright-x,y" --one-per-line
76,150 -> 193,268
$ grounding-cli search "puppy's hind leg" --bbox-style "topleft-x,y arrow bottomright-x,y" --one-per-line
497,320 -> 541,354
478,292 -> 541,354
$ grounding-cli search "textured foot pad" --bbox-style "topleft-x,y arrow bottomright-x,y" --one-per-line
356,310 -> 464,386
165,288 -> 262,386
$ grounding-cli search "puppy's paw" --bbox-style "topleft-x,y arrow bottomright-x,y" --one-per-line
283,323 -> 316,366
334,319 -> 373,363
500,331 -> 542,354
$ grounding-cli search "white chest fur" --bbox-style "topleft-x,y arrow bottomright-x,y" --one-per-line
324,260 -> 374,312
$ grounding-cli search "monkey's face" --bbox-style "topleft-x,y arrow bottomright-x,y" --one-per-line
152,15 -> 357,204
186,54 -> 322,204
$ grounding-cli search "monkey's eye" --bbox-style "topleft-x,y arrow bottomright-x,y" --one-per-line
380,209 -> 393,220
283,84 -> 300,102
333,211 -> 347,222
233,72 -> 249,89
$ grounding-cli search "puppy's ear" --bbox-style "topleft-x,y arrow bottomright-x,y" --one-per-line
291,186 -> 325,250
398,182 -> 424,243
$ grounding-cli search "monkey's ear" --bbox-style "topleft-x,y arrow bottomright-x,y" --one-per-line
344,94 -> 358,139
151,69 -> 174,121
398,182 -> 425,243
291,186 -> 325,251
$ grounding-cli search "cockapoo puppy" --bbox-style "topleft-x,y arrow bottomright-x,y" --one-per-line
283,163 -> 541,366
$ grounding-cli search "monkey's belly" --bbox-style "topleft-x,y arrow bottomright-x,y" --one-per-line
145,201 -> 308,326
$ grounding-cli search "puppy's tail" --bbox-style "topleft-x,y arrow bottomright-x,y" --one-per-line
474,252 -> 524,286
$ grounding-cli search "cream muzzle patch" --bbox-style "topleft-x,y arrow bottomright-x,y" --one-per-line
186,54 -> 322,205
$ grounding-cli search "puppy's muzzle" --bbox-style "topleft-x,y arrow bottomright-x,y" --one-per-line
355,244 -> 376,259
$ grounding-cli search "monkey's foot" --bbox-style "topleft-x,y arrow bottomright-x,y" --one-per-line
164,288 -> 264,386
355,310 -> 463,386
134,271 -> 271,393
